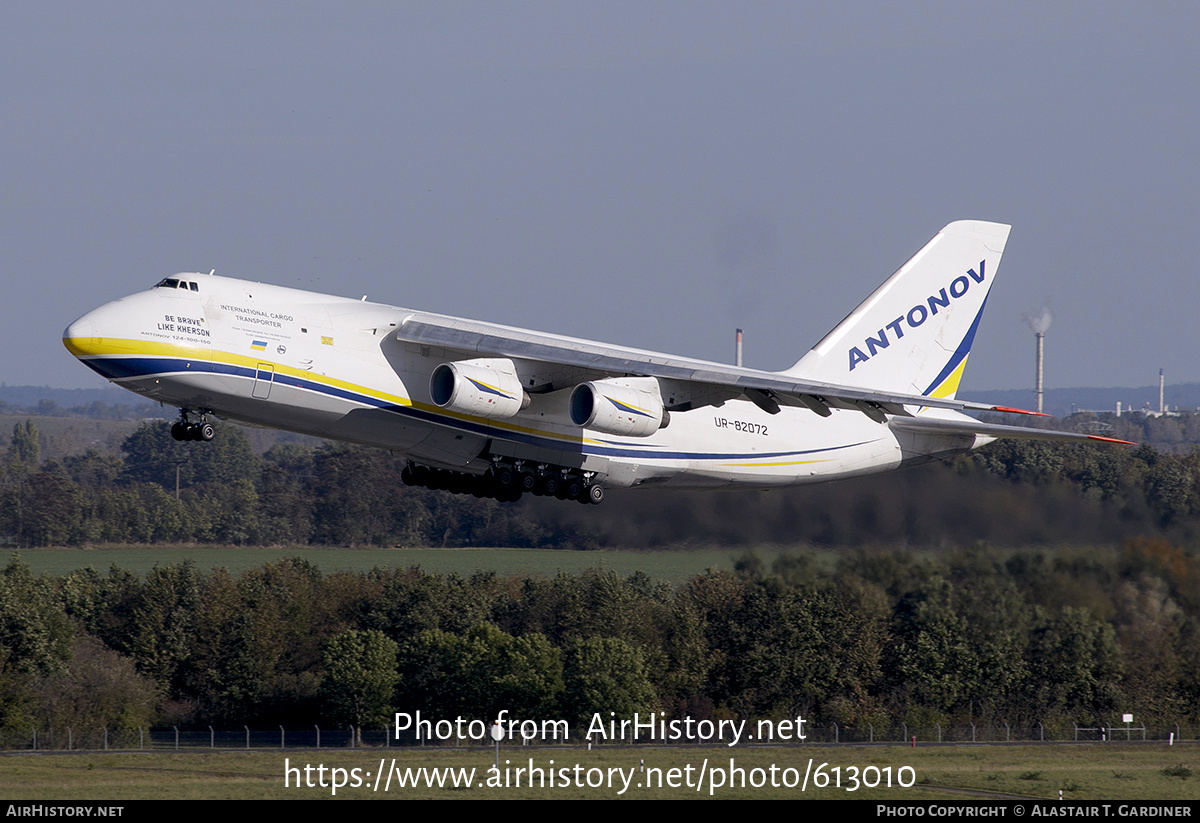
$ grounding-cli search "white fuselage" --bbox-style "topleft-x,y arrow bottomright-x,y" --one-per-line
64,274 -> 982,489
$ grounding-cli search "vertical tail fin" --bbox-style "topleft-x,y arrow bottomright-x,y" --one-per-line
785,220 -> 1010,399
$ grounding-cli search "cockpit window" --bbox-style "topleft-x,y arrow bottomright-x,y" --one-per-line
154,278 -> 200,291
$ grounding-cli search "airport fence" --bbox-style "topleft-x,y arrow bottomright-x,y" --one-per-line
2,720 -> 1196,752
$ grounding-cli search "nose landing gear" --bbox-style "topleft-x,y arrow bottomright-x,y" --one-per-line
170,410 -> 216,442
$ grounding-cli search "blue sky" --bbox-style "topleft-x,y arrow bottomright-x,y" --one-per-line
5,2 -> 1197,396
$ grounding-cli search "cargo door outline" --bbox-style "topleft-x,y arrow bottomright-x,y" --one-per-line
252,363 -> 275,399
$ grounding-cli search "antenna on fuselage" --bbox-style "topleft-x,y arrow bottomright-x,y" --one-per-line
208,269 -> 215,276
735,328 -> 743,367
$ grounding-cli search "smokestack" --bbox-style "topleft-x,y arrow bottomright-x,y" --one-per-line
1159,368 -> 1165,414
735,329 -> 743,368
1022,307 -> 1052,415
1035,332 -> 1044,414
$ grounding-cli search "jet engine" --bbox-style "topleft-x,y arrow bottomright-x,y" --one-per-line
430,358 -> 530,419
569,376 -> 668,437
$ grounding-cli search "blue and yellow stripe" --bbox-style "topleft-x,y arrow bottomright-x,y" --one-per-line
64,336 -> 876,465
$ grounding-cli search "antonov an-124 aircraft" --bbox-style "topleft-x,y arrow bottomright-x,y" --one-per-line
63,221 -> 1128,505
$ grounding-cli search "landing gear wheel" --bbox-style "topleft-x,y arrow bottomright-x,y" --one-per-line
563,477 -> 584,501
170,422 -> 187,441
585,484 -> 604,505
493,465 -> 516,489
518,471 -> 538,493
540,474 -> 561,497
199,422 -> 216,442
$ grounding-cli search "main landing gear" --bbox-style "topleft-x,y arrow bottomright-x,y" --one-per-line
170,410 -> 216,442
400,461 -> 605,505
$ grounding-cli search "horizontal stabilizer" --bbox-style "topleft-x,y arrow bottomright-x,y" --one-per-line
889,415 -> 1136,445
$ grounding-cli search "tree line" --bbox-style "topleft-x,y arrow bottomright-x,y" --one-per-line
0,539 -> 1196,746
7,416 -> 1200,548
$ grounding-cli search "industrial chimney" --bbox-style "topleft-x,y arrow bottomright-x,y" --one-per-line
1023,307 -> 1052,415
1035,332 -> 1044,414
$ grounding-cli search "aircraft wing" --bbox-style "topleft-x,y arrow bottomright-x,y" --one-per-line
889,415 -> 1135,444
392,314 -> 1042,420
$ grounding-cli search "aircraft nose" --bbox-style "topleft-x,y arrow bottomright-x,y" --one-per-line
64,312 -> 94,356
63,308 -> 105,358
63,299 -> 131,358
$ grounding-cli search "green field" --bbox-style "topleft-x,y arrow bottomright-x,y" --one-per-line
1,744 -> 1197,800
9,545 -> 775,581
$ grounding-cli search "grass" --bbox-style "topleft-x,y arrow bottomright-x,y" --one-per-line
2,744 -> 1197,800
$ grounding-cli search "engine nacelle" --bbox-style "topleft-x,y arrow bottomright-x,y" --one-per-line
569,376 -> 667,437
430,358 -> 530,419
